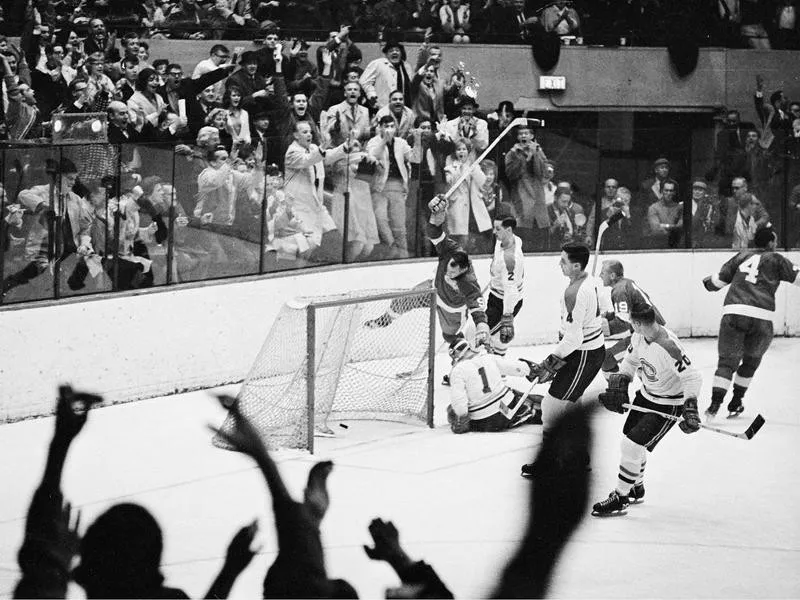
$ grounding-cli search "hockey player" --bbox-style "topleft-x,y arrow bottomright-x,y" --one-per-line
521,242 -> 606,478
598,260 -> 665,376
446,338 -> 542,433
703,226 -> 800,418
592,305 -> 702,516
364,194 -> 490,384
487,212 -> 525,356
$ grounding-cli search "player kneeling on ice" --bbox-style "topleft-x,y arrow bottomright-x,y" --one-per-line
446,338 -> 543,433
592,305 -> 702,517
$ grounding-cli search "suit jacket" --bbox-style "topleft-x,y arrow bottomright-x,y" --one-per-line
366,135 -> 413,192
325,101 -> 371,146
359,58 -> 414,109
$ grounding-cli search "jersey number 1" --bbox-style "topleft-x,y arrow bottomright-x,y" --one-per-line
477,367 -> 492,393
739,255 -> 761,284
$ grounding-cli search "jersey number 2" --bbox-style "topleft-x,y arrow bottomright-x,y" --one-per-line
477,367 -> 492,393
739,255 -> 761,284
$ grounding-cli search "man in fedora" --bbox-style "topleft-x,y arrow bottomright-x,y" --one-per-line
359,34 -> 414,110
441,94 -> 489,155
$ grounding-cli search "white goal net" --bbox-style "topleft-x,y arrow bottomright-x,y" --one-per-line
214,287 -> 437,452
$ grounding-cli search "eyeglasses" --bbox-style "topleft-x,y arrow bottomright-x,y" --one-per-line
168,71 -> 183,77
215,54 -> 230,60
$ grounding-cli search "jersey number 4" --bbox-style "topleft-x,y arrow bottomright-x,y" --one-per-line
739,255 -> 761,284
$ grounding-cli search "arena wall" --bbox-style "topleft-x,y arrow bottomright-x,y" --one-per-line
1,250 -> 798,421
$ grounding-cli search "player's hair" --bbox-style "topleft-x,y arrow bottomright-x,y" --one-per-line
630,305 -> 656,324
378,115 -> 395,127
495,214 -> 517,229
603,259 -> 624,278
754,225 -> 776,249
561,242 -> 590,270
450,250 -> 471,271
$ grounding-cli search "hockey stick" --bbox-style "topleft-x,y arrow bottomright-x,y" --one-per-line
590,211 -> 625,276
442,117 -> 544,201
622,402 -> 766,440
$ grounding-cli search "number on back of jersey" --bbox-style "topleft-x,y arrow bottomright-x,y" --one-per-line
738,255 -> 761,284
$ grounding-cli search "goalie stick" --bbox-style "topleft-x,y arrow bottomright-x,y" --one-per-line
622,402 -> 765,440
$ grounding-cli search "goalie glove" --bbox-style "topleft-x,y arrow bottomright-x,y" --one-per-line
474,321 -> 490,348
598,373 -> 630,414
499,314 -> 515,344
447,405 -> 470,434
536,354 -> 566,384
427,194 -> 448,214
679,397 -> 701,434
518,358 -> 540,382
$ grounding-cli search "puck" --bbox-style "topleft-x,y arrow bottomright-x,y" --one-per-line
339,423 -> 349,429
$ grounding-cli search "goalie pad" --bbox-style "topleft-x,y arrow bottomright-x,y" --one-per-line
447,405 -> 470,434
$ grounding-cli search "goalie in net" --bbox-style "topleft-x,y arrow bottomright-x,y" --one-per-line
214,287 -> 437,452
363,193 -> 490,382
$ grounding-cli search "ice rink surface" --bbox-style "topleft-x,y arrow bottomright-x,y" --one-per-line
1,337 -> 798,599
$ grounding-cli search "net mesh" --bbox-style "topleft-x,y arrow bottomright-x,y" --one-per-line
213,288 -> 434,451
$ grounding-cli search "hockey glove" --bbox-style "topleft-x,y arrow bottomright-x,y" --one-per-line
702,276 -> 718,292
518,358 -> 540,382
499,314 -> 515,344
536,354 -> 566,384
447,405 -> 470,434
679,397 -> 701,434
427,194 -> 448,214
474,321 -> 490,348
598,373 -> 630,413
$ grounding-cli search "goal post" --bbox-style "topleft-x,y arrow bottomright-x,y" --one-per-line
214,287 -> 437,453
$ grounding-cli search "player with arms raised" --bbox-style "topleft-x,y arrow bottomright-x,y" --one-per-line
521,242 -> 606,478
598,260 -> 665,376
703,226 -> 800,418
446,338 -> 542,433
592,305 -> 702,516
365,194 -> 490,383
487,211 -> 525,357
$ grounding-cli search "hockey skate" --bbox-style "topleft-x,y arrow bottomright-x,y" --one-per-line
727,397 -> 745,418
521,451 -> 590,479
628,483 -> 645,504
705,399 -> 722,420
591,490 -> 629,517
363,313 -> 394,329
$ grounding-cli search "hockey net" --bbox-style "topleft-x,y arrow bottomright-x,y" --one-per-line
214,287 -> 436,452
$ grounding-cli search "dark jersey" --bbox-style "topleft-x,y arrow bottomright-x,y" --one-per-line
717,250 -> 799,320
607,278 -> 665,336
428,222 -> 487,325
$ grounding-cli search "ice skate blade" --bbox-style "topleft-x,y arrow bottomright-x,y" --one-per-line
314,426 -> 336,438
727,411 -> 744,419
591,509 -> 628,517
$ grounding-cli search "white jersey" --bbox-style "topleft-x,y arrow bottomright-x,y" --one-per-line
554,272 -> 604,357
620,326 -> 702,406
449,351 -> 529,420
489,235 -> 525,314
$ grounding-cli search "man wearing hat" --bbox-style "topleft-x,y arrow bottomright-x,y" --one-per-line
505,121 -> 549,249
441,94 -> 488,155
225,51 -> 268,103
640,157 -> 673,206
359,35 -> 414,110
690,179 -> 725,248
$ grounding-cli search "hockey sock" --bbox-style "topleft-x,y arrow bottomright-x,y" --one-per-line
541,394 -> 571,435
635,454 -> 647,486
731,383 -> 747,402
711,386 -> 727,405
617,436 -> 646,496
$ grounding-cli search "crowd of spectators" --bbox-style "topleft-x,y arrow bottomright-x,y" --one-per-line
0,0 -> 798,47
0,3 -> 798,303
12,385 -> 591,598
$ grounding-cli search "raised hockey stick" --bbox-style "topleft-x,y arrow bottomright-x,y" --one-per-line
590,211 -> 625,276
622,402 -> 766,440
